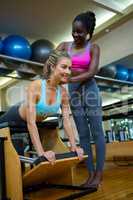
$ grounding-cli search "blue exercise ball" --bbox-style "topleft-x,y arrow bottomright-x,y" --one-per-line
0,38 -> 3,53
31,39 -> 54,63
128,69 -> 133,82
115,65 -> 128,81
2,35 -> 31,60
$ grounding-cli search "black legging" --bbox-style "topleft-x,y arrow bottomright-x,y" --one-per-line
0,104 -> 28,156
0,104 -> 26,126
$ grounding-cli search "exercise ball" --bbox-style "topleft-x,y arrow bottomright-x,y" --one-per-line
98,65 -> 117,79
2,35 -> 31,59
0,38 -> 3,53
115,65 -> 128,81
128,69 -> 133,82
31,39 -> 54,63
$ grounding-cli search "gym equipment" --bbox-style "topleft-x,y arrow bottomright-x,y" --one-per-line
0,120 -> 95,200
2,35 -> 31,60
105,130 -> 114,143
98,65 -> 117,79
2,58 -> 20,68
0,37 -> 3,53
0,52 -> 41,79
99,85 -> 118,92
115,65 -> 128,81
0,67 -> 13,76
31,39 -> 54,63
128,69 -> 133,82
118,130 -> 126,142
17,71 -> 35,79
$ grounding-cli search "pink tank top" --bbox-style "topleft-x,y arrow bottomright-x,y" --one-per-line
68,42 -> 91,71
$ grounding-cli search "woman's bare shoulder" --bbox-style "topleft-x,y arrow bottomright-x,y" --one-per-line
56,41 -> 72,51
90,43 -> 100,51
27,79 -> 42,91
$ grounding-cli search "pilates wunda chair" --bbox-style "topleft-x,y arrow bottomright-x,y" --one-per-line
0,117 -> 97,200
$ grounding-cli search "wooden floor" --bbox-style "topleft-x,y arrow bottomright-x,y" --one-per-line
80,163 -> 133,200
25,161 -> 133,200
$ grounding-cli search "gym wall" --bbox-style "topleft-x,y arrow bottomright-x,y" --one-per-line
95,19 -> 133,67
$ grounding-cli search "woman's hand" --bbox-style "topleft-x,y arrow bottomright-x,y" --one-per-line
69,77 -> 78,83
40,150 -> 56,165
71,146 -> 84,161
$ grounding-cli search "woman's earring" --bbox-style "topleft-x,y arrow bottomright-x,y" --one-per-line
86,33 -> 90,40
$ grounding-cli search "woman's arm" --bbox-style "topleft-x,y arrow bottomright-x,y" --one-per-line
26,81 -> 56,164
70,44 -> 100,82
61,86 -> 84,160
26,81 -> 44,155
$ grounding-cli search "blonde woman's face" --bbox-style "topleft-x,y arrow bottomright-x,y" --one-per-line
52,57 -> 72,84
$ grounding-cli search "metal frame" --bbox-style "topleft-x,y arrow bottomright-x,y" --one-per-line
24,182 -> 97,200
20,152 -> 95,199
95,75 -> 133,86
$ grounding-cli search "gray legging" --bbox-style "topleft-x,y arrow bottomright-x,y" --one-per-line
68,78 -> 105,172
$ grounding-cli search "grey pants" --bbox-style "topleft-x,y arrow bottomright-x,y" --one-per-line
68,78 -> 105,172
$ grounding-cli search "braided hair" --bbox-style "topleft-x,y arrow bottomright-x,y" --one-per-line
73,11 -> 96,39
43,50 -> 70,79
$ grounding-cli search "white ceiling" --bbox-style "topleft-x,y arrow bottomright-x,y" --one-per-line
0,0 -> 132,45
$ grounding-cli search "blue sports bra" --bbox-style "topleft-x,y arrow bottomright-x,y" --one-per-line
36,80 -> 61,116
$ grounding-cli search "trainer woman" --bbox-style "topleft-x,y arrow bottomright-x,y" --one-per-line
57,11 -> 105,188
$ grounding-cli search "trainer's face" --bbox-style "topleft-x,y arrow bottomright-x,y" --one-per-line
72,20 -> 88,45
52,57 -> 71,84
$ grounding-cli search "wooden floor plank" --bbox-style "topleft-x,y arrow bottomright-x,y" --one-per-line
25,162 -> 133,200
